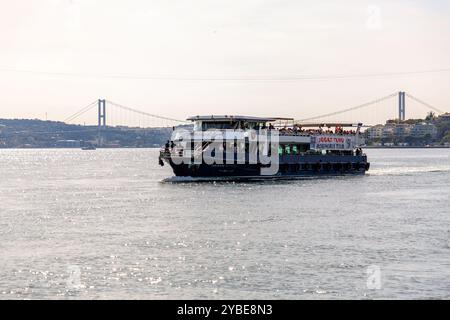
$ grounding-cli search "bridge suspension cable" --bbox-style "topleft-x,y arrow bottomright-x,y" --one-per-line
298,92 -> 398,122
105,100 -> 187,124
63,100 -> 98,123
62,91 -> 447,128
404,93 -> 445,114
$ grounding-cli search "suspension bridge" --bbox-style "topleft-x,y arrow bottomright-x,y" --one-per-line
63,91 -> 447,131
2,91 -> 446,148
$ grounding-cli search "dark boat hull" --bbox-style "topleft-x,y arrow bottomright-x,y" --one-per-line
166,154 -> 370,178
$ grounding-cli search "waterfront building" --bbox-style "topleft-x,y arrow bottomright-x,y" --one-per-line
410,123 -> 438,138
382,126 -> 395,139
366,125 -> 384,139
394,124 -> 412,137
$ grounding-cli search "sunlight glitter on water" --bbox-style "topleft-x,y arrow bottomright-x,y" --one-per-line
0,148 -> 449,299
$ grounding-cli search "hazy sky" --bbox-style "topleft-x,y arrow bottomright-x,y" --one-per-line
1,0 -> 449,125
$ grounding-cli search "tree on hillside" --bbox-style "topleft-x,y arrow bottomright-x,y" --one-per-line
441,132 -> 450,144
425,111 -> 436,121
435,121 -> 450,140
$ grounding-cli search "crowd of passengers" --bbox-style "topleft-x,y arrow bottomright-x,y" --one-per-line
266,124 -> 358,135
196,122 -> 359,135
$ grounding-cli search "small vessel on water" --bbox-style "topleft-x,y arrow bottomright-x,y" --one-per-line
159,115 -> 370,180
81,142 -> 96,150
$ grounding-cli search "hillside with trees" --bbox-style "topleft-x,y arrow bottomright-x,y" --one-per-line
0,118 -> 173,148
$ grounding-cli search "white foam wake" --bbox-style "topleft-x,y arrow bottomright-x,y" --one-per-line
368,166 -> 450,176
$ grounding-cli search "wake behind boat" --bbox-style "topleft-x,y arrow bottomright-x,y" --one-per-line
159,115 -> 370,180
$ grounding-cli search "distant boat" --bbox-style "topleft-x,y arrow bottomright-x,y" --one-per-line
81,144 -> 96,150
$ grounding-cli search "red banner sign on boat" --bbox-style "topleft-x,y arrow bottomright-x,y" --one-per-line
310,135 -> 356,150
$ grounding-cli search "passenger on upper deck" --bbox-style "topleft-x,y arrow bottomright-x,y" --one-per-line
165,140 -> 170,152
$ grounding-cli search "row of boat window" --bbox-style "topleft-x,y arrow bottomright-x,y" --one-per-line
278,144 -> 357,156
278,144 -> 309,155
279,162 -> 367,172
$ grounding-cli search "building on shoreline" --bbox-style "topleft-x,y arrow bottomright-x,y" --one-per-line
365,121 -> 440,146
410,123 -> 438,138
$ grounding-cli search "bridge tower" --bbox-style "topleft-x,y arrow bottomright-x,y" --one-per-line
398,91 -> 406,121
98,99 -> 106,127
97,99 -> 106,146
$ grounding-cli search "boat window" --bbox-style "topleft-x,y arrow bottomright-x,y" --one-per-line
300,144 -> 309,152
201,121 -> 236,130
292,145 -> 298,154
238,121 -> 261,130
194,121 -> 202,131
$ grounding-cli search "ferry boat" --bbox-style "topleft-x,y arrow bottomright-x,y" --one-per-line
158,116 -> 370,180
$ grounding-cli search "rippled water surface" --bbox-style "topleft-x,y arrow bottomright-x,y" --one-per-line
0,148 -> 449,299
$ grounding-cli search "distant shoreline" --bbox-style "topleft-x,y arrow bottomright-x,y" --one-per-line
0,147 -> 162,150
364,146 -> 450,149
1,146 -> 450,150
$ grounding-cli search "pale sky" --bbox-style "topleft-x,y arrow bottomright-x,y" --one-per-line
0,0 -> 449,125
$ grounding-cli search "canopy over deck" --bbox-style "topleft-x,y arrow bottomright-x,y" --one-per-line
187,115 -> 293,122
294,122 -> 366,128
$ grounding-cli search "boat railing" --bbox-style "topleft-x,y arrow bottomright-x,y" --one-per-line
189,128 -> 359,137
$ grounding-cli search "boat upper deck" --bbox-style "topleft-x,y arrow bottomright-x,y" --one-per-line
186,115 -> 362,137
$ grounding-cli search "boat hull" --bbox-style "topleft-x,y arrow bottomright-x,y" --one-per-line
164,154 -> 369,179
